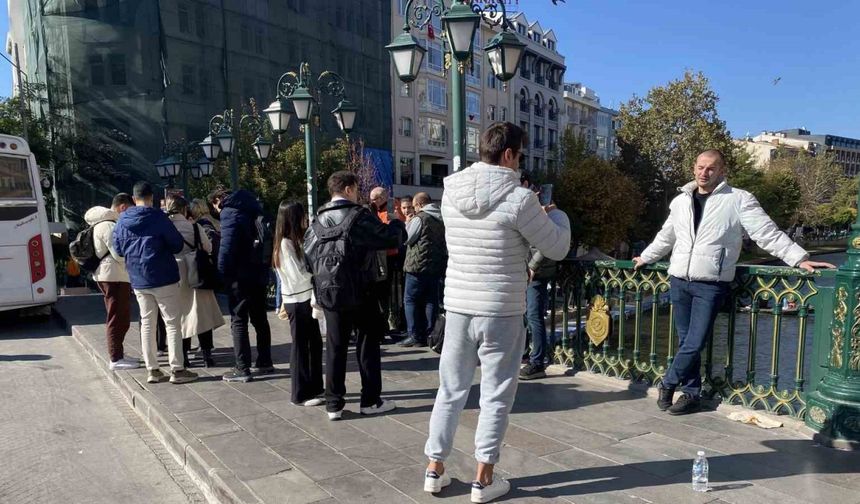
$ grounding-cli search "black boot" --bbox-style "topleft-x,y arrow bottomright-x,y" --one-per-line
202,348 -> 215,368
657,384 -> 675,411
667,392 -> 700,415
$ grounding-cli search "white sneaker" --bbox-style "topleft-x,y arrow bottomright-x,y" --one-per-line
109,359 -> 139,370
303,397 -> 325,407
360,399 -> 397,415
424,470 -> 451,494
122,357 -> 141,366
327,409 -> 343,421
471,478 -> 511,503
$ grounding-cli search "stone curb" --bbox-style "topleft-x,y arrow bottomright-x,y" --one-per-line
59,316 -> 260,504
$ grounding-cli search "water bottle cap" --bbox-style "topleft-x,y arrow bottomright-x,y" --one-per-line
697,451 -> 705,456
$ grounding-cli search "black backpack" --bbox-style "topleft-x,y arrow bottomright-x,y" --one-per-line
69,221 -> 113,273
253,214 -> 275,268
308,208 -> 365,311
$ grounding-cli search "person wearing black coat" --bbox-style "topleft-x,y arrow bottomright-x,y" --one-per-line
214,189 -> 273,383
304,171 -> 406,421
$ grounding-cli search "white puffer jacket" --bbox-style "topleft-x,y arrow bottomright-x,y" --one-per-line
640,180 -> 808,281
442,162 -> 571,317
84,206 -> 129,283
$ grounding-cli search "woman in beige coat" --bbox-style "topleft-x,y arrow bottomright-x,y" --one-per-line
166,196 -> 224,367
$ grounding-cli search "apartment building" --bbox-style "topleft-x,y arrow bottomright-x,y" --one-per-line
562,82 -> 619,160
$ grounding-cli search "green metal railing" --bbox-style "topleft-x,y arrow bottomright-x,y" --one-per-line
547,259 -> 837,420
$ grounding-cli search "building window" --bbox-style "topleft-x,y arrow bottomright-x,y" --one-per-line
399,155 -> 415,185
467,126 -> 480,155
241,24 -> 250,50
487,104 -> 496,121
548,129 -> 557,150
501,107 -> 507,121
426,41 -> 444,73
519,88 -> 529,113
421,163 -> 447,187
520,55 -> 530,79
255,27 -> 264,54
548,99 -> 558,121
178,4 -> 190,34
466,92 -> 480,122
534,94 -> 543,117
109,54 -> 126,85
534,156 -> 542,171
400,83 -> 411,97
89,55 -> 105,86
399,117 -> 413,137
419,78 -> 447,112
466,58 -> 481,87
487,71 -> 497,89
517,23 -> 526,36
419,117 -> 448,150
547,40 -> 555,51
181,64 -> 195,95
533,125 -> 543,148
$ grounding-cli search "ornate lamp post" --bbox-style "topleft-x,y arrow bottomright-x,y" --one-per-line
805,181 -> 860,449
388,0 -> 525,171
265,62 -> 357,216
201,100 -> 273,191
155,140 -> 211,198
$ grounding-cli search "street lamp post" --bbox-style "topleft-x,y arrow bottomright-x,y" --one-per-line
388,0 -> 525,171
155,140 -> 211,198
201,101 -> 273,191
265,62 -> 357,216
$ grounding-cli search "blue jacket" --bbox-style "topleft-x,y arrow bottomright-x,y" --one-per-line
113,206 -> 184,290
218,190 -> 267,285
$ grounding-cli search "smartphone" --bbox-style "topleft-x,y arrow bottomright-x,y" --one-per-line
538,184 -> 553,206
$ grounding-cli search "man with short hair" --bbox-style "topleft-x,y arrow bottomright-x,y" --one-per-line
85,193 -> 136,370
214,189 -> 273,383
400,195 -> 415,220
113,182 -> 198,384
399,192 -> 446,348
304,171 -> 406,420
633,149 -> 835,415
369,186 -> 405,338
423,123 -> 570,502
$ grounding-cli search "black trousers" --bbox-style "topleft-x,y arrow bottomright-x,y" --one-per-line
227,281 -> 272,372
285,300 -> 324,404
323,306 -> 382,412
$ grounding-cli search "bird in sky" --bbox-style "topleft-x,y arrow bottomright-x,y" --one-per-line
773,77 -> 782,85
551,0 -> 566,4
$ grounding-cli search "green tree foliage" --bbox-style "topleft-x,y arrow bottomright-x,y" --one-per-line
729,162 -> 801,229
766,152 -> 843,227
555,130 -> 642,251
817,176 -> 858,228
617,71 -> 740,190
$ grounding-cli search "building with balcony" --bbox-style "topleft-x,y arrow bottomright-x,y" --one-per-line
562,82 -> 618,160
508,13 -> 566,176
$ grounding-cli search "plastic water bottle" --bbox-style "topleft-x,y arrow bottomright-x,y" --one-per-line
692,451 -> 709,492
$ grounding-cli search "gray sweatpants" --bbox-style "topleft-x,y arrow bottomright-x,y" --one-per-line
424,312 -> 526,465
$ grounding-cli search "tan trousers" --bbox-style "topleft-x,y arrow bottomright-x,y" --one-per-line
134,283 -> 184,371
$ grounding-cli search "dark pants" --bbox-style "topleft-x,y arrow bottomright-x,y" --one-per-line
404,272 -> 441,342
156,311 -> 166,352
98,281 -> 131,362
323,306 -> 382,412
526,279 -> 550,367
183,330 -> 214,363
286,300 -> 324,404
227,281 -> 272,372
664,277 -> 730,396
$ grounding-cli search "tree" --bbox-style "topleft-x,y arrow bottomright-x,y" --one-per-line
730,162 -> 801,229
814,174 -> 857,228
555,130 -> 642,251
617,71 -> 741,191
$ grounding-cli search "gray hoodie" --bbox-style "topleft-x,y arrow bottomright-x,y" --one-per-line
441,162 -> 571,317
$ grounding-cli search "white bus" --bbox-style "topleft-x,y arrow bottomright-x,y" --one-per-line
0,134 -> 57,312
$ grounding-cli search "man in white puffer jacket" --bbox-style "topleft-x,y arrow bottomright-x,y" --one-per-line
84,193 -> 137,370
633,149 -> 834,415
423,123 -> 570,503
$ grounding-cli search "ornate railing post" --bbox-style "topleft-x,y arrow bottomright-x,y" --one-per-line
805,181 -> 860,449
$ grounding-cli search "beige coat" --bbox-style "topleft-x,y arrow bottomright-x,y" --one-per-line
84,206 -> 130,283
169,214 -> 225,339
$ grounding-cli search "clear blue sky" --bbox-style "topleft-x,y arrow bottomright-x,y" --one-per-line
1,0 -> 858,138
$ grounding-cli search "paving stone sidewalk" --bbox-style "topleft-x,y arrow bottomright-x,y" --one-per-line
56,296 -> 860,504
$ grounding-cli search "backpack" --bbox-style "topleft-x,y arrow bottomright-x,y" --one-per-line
428,312 -> 446,354
69,221 -> 113,273
253,214 -> 275,268
308,208 -> 365,311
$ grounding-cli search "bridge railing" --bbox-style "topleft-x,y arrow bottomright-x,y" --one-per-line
548,259 -> 837,420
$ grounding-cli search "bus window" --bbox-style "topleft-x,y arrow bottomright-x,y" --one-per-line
0,157 -> 35,199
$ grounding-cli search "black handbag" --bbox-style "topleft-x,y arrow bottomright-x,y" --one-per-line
185,224 -> 219,290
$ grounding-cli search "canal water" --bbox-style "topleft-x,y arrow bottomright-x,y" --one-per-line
562,252 -> 847,394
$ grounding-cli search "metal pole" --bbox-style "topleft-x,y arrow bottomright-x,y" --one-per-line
304,123 -> 317,215
229,151 -> 239,191
13,44 -> 28,143
451,59 -> 466,171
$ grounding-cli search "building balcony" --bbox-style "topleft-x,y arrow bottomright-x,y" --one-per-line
420,174 -> 445,187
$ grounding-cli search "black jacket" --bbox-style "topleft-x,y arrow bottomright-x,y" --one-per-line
304,199 -> 406,300
218,190 -> 267,285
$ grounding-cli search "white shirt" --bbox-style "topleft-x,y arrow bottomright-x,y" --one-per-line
275,238 -> 314,304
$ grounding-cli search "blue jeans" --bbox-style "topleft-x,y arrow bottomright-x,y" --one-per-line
664,277 -> 730,396
526,279 -> 550,367
404,272 -> 441,341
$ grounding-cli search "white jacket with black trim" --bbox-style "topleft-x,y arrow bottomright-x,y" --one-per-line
441,162 -> 571,317
639,180 -> 809,282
